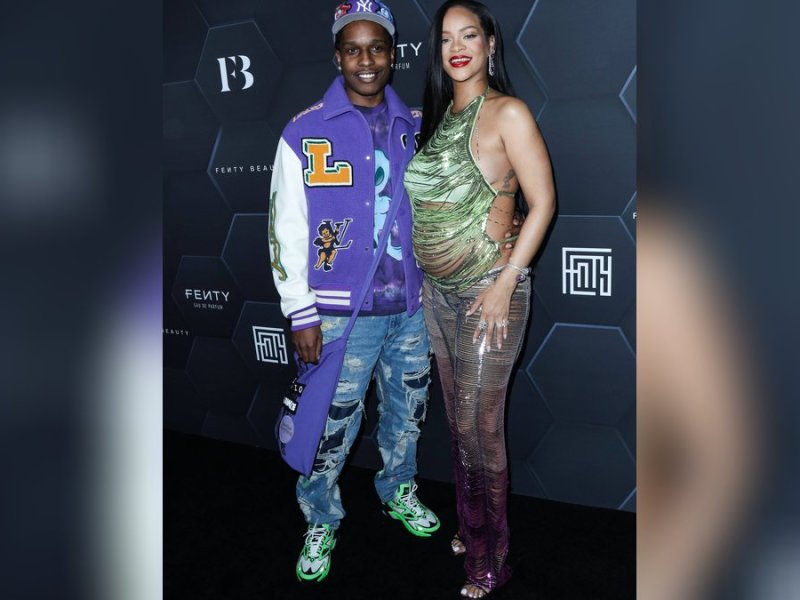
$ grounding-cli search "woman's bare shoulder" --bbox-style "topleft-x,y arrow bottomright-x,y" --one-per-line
496,95 -> 534,120
485,92 -> 533,123
487,96 -> 539,142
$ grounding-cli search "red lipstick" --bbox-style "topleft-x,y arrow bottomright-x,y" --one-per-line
449,55 -> 471,68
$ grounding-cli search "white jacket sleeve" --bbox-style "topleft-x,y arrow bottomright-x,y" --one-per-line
268,137 -> 320,331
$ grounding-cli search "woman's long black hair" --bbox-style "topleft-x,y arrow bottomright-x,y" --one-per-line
419,0 -> 515,150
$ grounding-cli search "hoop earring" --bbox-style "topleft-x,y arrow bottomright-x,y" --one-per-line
488,52 -> 495,77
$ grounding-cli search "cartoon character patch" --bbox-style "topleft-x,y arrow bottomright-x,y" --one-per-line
313,218 -> 353,271
373,150 -> 402,261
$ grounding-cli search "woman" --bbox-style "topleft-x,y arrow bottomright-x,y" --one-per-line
404,1 -> 555,597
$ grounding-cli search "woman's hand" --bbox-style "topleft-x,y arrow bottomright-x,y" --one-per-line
465,269 -> 518,350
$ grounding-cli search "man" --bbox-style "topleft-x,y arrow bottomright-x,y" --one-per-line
268,1 -> 440,583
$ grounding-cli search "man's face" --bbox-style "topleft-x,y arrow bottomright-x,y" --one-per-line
335,20 -> 394,107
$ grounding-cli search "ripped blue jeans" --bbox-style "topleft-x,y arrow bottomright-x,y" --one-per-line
296,309 -> 431,528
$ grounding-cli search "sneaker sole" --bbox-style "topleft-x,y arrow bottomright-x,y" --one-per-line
295,539 -> 335,583
296,566 -> 330,583
383,508 -> 441,537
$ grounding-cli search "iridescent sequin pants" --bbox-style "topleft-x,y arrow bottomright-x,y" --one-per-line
422,272 -> 530,591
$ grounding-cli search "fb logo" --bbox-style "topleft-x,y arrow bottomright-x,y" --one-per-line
253,326 -> 288,364
562,247 -> 612,296
217,55 -> 254,93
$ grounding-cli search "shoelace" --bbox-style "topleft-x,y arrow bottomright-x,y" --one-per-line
304,525 -> 329,558
398,484 -> 424,516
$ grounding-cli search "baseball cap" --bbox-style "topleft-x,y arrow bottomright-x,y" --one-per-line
332,1 -> 396,39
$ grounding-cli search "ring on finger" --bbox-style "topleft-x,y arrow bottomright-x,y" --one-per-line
478,320 -> 488,331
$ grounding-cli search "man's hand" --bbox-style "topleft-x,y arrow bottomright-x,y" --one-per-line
293,325 -> 322,364
500,210 -> 526,257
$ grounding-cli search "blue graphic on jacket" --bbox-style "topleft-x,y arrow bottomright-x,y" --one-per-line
374,150 -> 402,261
313,218 -> 353,271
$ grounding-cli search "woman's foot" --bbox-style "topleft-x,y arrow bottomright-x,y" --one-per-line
451,533 -> 466,556
460,582 -> 491,598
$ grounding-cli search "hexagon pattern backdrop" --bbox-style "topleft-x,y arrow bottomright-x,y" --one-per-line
164,0 -> 636,511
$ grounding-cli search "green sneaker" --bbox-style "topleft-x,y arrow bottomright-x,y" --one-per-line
296,523 -> 336,582
383,482 -> 440,537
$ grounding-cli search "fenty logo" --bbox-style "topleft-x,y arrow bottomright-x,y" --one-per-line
314,218 -> 353,271
562,247 -> 612,297
302,139 -> 353,187
253,326 -> 288,364
217,55 -> 254,93
184,289 -> 230,302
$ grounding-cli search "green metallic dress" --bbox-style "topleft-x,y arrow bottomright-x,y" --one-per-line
404,90 -> 514,293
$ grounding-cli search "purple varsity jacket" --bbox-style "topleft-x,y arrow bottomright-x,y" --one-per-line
269,76 -> 423,331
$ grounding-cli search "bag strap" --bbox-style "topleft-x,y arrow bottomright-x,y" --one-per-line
338,132 -> 415,340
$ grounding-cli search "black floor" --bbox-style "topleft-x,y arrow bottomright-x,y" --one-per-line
165,430 -> 634,599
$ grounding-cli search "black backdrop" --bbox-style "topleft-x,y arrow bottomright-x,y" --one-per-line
164,0 -> 636,511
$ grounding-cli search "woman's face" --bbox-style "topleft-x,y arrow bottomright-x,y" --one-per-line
440,5 -> 494,83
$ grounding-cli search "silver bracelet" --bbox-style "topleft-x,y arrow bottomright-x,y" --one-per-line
504,261 -> 530,282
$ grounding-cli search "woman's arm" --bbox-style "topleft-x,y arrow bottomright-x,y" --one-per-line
466,97 -> 555,349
